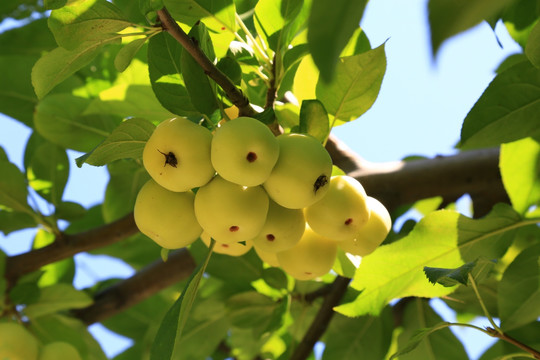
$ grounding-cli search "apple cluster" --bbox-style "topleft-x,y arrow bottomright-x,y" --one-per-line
134,117 -> 391,280
0,322 -> 83,360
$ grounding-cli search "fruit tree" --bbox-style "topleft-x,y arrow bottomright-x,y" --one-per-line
1,0 -> 540,359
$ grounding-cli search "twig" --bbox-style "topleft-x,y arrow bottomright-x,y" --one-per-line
156,7 -> 256,117
72,248 -> 196,325
289,276 -> 351,360
5,213 -> 137,284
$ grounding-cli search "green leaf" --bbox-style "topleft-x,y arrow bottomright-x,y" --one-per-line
0,55 -> 39,126
164,0 -> 236,32
500,137 -> 540,215
34,94 -> 121,152
0,160 -> 33,214
54,201 -> 87,221
181,22 -> 219,116
27,142 -> 69,206
308,0 -> 367,83
322,306 -> 393,360
525,21 -> 540,68
336,205 -> 524,317
316,44 -> 386,123
424,257 -> 496,287
498,243 -> 540,331
148,32 -> 199,116
30,314 -> 107,360
262,267 -> 288,290
298,99 -> 329,143
140,0 -> 163,16
75,118 -> 155,167
24,283 -> 93,319
0,210 -> 37,235
150,241 -> 214,360
102,160 -> 150,222
428,0 -> 516,56
0,18 -> 56,56
31,40 -> 117,99
226,291 -> 277,328
115,38 -> 148,72
459,60 -> 540,149
48,0 -> 131,50
393,299 -> 468,360
83,67 -> 176,124
254,0 -> 305,52
33,229 -> 75,287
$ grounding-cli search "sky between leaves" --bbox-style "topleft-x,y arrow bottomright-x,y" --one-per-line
0,0 -> 524,358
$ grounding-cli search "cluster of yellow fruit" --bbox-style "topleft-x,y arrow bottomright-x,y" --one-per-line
134,117 -> 391,280
0,322 -> 83,360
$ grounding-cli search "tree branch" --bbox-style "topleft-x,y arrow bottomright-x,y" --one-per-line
156,7 -> 256,117
290,276 -> 351,360
5,213 -> 138,284
72,248 -> 196,325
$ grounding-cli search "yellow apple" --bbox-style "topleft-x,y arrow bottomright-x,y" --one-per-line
200,232 -> 253,256
194,175 -> 269,244
276,224 -> 338,280
0,322 -> 39,360
134,179 -> 202,249
252,199 -> 305,253
143,117 -> 215,192
211,117 -> 279,186
263,133 -> 332,209
254,246 -> 280,267
339,196 -> 392,256
39,342 -> 82,360
305,175 -> 370,241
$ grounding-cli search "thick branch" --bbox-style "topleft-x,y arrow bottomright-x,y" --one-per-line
156,8 -> 255,117
5,213 -> 137,283
290,276 -> 351,360
72,248 -> 196,325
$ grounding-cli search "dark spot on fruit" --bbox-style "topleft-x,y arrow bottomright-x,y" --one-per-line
221,26 -> 226,31
344,218 -> 353,225
221,244 -> 229,248
266,234 -> 275,241
313,174 -> 328,193
157,149 -> 178,168
304,272 -> 312,275
229,225 -> 239,232
246,152 -> 257,162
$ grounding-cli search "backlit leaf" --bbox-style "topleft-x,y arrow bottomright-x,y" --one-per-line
48,0 -> 131,50
316,44 -> 386,123
164,0 -> 236,32
336,204 -> 523,317
24,283 -> 93,319
500,137 -> 540,215
526,21 -> 540,68
0,159 -> 33,214
254,0 -> 305,52
299,99 -> 329,143
115,37 -> 148,72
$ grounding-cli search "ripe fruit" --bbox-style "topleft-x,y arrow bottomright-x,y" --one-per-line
254,246 -> 280,267
276,224 -> 338,280
339,196 -> 392,256
252,200 -> 305,253
134,179 -> 202,249
143,117 -> 214,192
194,175 -> 269,244
200,232 -> 253,256
0,322 -> 39,360
263,133 -> 332,209
211,117 -> 279,186
305,175 -> 370,241
39,342 -> 82,360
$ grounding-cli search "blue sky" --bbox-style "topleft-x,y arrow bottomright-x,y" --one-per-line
0,0 -> 523,358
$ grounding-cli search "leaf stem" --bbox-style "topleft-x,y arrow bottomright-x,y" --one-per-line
468,274 -> 501,332
234,13 -> 270,63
